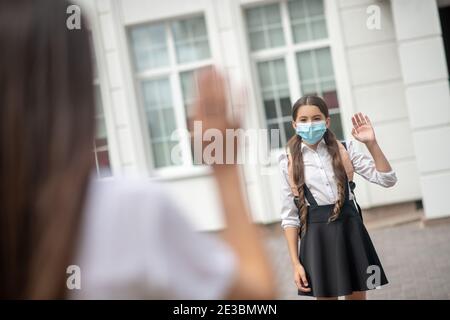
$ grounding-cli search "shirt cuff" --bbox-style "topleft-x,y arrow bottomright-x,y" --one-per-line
375,169 -> 398,187
281,222 -> 300,230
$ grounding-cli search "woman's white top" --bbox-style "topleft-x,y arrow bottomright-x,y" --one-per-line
278,138 -> 398,230
69,174 -> 237,299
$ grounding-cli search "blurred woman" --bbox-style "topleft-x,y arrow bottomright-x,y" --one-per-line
0,0 -> 275,299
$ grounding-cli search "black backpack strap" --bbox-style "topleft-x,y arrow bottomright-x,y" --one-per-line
340,140 -> 355,191
340,140 -> 364,222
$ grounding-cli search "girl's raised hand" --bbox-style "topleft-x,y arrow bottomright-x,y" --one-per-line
351,112 -> 376,144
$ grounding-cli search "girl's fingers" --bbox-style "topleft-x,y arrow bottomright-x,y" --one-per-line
294,274 -> 302,290
296,277 -> 311,292
300,273 -> 308,287
295,269 -> 311,292
353,114 -> 361,127
357,112 -> 365,126
360,112 -> 368,125
299,277 -> 311,292
364,115 -> 372,126
351,116 -> 358,129
352,117 -> 359,132
299,286 -> 311,292
294,279 -> 300,290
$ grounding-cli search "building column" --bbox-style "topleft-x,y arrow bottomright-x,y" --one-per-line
391,0 -> 450,220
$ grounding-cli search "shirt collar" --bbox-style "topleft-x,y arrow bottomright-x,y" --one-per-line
301,137 -> 326,152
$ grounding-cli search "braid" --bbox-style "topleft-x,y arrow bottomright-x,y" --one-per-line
323,129 -> 347,222
287,135 -> 308,238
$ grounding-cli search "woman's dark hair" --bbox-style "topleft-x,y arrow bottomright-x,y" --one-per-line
0,0 -> 95,298
287,95 -> 346,238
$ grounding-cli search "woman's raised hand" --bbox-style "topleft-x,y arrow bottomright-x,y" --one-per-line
193,68 -> 240,134
192,67 -> 241,165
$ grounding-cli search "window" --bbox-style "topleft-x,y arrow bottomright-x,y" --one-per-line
91,34 -> 112,178
141,78 -> 178,167
245,3 -> 285,51
129,23 -> 169,70
245,0 -> 343,149
129,15 -> 212,169
93,85 -> 112,178
257,59 -> 292,147
171,16 -> 211,63
288,0 -> 327,43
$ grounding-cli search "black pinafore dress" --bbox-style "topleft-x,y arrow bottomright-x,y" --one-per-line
297,178 -> 389,297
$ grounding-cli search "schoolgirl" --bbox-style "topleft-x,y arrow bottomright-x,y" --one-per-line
279,95 -> 397,300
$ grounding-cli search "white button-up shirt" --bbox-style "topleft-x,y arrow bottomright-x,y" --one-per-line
278,138 -> 398,229
70,174 -> 237,299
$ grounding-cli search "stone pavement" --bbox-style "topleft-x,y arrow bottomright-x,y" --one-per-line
261,220 -> 450,300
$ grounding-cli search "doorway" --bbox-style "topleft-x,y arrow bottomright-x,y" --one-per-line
438,2 -> 450,82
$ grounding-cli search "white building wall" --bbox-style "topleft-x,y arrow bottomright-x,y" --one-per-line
85,0 -> 275,230
335,0 -> 422,208
391,0 -> 450,220
80,0 -> 149,178
79,0 -> 450,230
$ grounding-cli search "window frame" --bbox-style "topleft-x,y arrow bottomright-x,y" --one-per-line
92,78 -> 113,178
91,29 -> 115,179
244,0 -> 342,154
128,12 -> 216,177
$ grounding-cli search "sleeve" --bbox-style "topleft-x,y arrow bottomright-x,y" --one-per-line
278,153 -> 300,229
152,189 -> 238,300
346,139 -> 398,188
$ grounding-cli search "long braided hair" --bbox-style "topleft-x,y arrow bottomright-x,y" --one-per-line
287,96 -> 347,238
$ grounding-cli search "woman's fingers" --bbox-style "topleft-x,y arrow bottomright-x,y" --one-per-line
196,67 -> 227,117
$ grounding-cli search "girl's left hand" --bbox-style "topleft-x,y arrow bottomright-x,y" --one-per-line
351,112 -> 376,144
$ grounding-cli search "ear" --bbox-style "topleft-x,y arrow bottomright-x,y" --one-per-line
325,116 -> 331,129
292,120 -> 297,130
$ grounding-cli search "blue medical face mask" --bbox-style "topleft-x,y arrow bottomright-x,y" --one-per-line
295,120 -> 327,145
